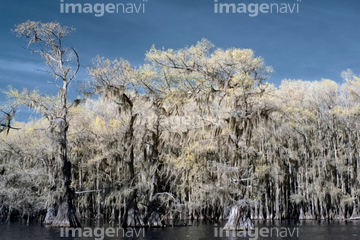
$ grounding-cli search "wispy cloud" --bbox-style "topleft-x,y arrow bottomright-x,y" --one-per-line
0,58 -> 48,75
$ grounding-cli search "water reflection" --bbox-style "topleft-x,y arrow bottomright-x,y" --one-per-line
0,218 -> 359,240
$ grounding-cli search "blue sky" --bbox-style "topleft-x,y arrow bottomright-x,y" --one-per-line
1,0 -> 360,114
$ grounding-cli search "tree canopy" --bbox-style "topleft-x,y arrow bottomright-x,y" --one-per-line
1,28 -> 360,228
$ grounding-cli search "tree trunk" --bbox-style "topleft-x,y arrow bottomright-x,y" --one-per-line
274,181 -> 281,220
144,198 -> 165,227
51,202 -> 80,227
125,207 -> 145,227
223,203 -> 254,230
51,87 -> 81,228
6,207 -> 11,223
109,208 -> 116,224
43,207 -> 56,225
299,205 -> 305,220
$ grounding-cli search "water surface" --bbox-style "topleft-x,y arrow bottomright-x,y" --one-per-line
0,219 -> 359,240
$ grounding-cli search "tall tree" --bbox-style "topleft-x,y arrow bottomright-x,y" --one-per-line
14,20 -> 81,227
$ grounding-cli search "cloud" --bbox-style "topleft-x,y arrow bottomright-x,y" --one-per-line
0,58 -> 48,75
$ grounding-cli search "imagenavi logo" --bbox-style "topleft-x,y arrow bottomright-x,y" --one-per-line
60,0 -> 148,17
214,0 -> 301,17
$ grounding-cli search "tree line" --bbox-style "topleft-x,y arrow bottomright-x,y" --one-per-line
0,21 -> 360,229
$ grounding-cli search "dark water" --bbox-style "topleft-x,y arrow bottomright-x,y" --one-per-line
0,219 -> 359,240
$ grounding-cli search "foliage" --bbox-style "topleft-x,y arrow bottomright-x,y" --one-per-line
1,37 -> 360,223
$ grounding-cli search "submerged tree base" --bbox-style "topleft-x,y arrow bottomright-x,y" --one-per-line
125,207 -> 145,227
146,210 -> 164,227
43,207 -> 56,225
51,202 -> 81,228
224,202 -> 254,230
